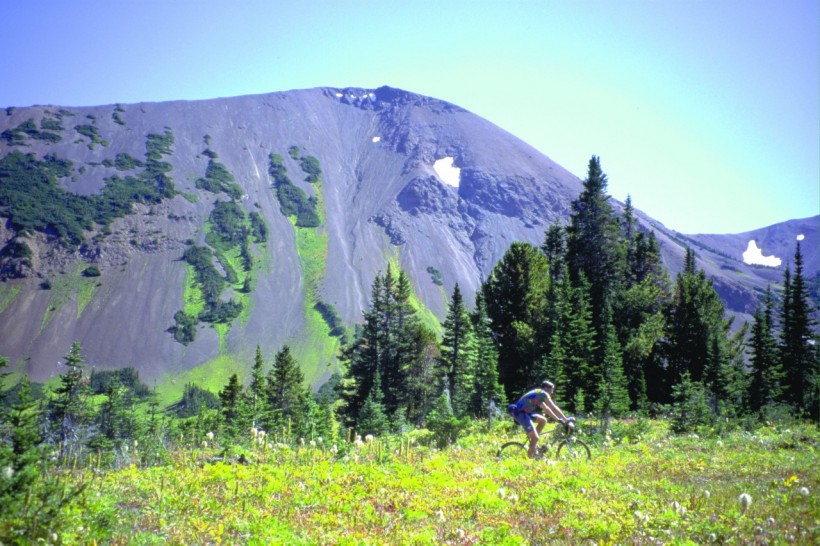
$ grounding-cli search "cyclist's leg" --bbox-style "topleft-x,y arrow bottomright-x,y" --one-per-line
532,413 -> 547,435
513,412 -> 539,458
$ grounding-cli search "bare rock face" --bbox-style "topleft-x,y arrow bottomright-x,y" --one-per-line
0,87 -> 816,386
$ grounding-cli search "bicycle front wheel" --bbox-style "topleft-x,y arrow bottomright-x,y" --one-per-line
554,437 -> 591,461
496,441 -> 528,460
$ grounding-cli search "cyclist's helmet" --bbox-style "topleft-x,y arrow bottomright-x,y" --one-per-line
541,380 -> 555,390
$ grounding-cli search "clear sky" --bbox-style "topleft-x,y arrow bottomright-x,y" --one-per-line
2,0 -> 817,234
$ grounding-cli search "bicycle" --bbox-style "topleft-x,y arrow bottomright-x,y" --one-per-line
496,416 -> 591,461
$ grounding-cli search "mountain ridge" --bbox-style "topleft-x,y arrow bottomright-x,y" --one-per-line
0,86 -> 816,388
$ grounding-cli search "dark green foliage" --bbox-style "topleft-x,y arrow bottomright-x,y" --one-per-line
481,241 -> 550,399
438,283 -> 475,417
88,368 -> 152,398
202,148 -> 218,159
314,300 -> 347,339
219,374 -> 244,435
198,299 -> 243,324
1,118 -> 62,145
45,342 -> 92,444
112,152 -> 143,171
82,265 -> 101,277
206,200 -> 248,251
299,155 -> 322,183
276,183 -> 320,227
779,242 -> 819,418
0,239 -> 32,259
468,292 -> 505,417
40,118 -> 63,131
183,246 -> 226,303
288,145 -> 300,160
264,345 -> 308,430
112,111 -> 125,126
171,311 -> 197,344
0,130 -> 175,249
74,124 -> 108,147
172,383 -> 219,418
426,266 -> 443,286
196,160 -> 242,199
249,211 -> 268,243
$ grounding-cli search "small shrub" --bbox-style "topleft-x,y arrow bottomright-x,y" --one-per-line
82,265 -> 101,277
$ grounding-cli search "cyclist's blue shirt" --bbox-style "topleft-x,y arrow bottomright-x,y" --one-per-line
515,389 -> 550,414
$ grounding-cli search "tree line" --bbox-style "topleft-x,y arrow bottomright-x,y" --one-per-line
1,157 -> 818,477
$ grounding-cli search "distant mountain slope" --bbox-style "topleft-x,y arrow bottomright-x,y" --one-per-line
0,87 -> 815,387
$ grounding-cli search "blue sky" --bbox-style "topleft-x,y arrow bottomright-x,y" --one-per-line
1,0 -> 817,234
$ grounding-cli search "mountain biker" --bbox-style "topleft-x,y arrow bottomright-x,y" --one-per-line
507,380 -> 568,458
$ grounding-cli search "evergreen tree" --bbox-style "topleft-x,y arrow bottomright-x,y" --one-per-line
482,241 -> 550,398
46,342 -> 92,445
780,241 -> 819,418
402,326 -> 440,426
595,305 -> 631,424
664,248 -> 731,403
438,284 -> 476,417
219,373 -> 244,437
542,268 -> 596,412
469,291 -> 505,418
566,156 -> 623,338
748,288 -> 783,412
338,271 -> 387,424
265,345 -> 308,433
96,380 -> 139,448
356,371 -> 389,436
246,345 -> 267,426
386,269 -> 421,417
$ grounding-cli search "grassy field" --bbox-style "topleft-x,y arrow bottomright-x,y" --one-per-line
38,419 -> 818,545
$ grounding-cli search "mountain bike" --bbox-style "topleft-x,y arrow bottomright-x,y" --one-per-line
496,416 -> 591,461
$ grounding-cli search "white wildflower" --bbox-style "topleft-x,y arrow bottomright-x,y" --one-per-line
798,486 -> 810,496
767,516 -> 776,526
258,430 -> 266,439
703,489 -> 711,499
436,509 -> 446,522
316,436 -> 323,444
330,444 -> 338,454
201,440 -> 208,448
670,501 -> 686,515
251,427 -> 259,438
508,492 -> 519,502
133,439 -> 138,448
300,438 -> 305,446
206,431 -> 214,441
310,439 -> 317,448
497,487 -> 506,499
739,493 -> 752,513
708,533 -> 717,542
365,434 -> 374,443
2,466 -> 14,480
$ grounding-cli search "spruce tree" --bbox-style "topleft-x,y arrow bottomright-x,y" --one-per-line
665,248 -> 731,403
246,345 -> 267,426
780,241 -> 819,418
46,342 -> 91,445
482,241 -> 549,398
265,345 -> 308,434
469,291 -> 504,417
748,288 -> 783,412
566,156 -> 623,338
219,373 -> 244,436
438,284 -> 476,417
595,305 -> 631,424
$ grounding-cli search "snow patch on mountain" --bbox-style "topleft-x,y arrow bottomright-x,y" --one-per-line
742,240 -> 781,267
433,157 -> 460,187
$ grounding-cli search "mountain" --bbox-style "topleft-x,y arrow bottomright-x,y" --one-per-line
0,87 -> 816,390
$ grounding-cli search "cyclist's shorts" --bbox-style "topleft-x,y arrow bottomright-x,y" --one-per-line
514,411 -> 543,433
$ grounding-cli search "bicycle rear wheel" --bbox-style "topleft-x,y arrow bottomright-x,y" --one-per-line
554,437 -> 591,461
496,441 -> 528,460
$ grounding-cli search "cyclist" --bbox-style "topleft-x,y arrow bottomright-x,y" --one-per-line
507,380 -> 568,458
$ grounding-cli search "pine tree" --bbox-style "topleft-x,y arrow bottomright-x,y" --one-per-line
219,373 -> 244,437
356,371 -> 389,436
566,156 -> 623,338
780,241 -> 819,418
543,268 -> 596,412
665,248 -> 731,403
482,241 -> 550,398
595,305 -> 631,424
46,342 -> 91,445
402,326 -> 440,426
438,284 -> 476,417
247,345 -> 266,422
265,345 -> 308,434
748,288 -> 783,412
385,268 -> 421,417
469,291 -> 504,418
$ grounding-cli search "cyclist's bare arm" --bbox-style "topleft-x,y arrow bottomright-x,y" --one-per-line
542,399 -> 567,422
